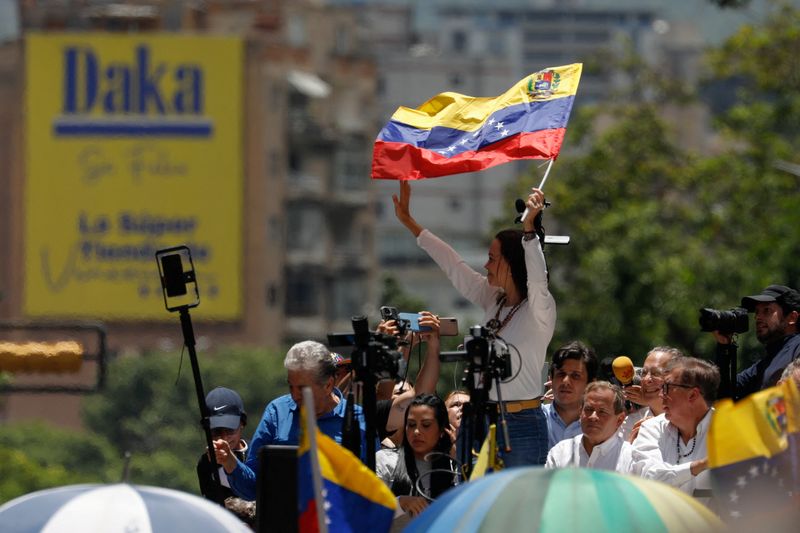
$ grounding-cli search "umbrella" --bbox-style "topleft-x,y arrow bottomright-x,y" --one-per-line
404,467 -> 724,532
0,483 -> 251,533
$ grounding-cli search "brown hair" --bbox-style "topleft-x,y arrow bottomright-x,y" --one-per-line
584,381 -> 625,414
665,357 -> 720,404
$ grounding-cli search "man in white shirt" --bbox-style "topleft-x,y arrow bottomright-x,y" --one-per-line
631,357 -> 718,502
545,381 -> 633,473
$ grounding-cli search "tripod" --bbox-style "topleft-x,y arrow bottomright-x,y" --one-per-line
445,328 -> 513,480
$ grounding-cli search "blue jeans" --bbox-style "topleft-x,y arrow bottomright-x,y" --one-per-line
458,406 -> 548,469
495,407 -> 549,467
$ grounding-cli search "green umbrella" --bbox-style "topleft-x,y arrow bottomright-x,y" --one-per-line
405,467 -> 723,532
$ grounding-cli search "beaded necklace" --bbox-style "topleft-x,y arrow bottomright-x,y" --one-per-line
487,296 -> 527,334
676,434 -> 697,464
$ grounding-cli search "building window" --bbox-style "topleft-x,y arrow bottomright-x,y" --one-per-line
287,14 -> 306,47
334,148 -> 368,192
286,271 -> 319,316
286,207 -> 324,250
452,30 -> 468,53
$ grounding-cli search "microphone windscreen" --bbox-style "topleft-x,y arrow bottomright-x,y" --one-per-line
612,356 -> 635,386
515,198 -> 526,214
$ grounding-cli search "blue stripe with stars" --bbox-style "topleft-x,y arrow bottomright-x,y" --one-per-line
377,96 -> 574,157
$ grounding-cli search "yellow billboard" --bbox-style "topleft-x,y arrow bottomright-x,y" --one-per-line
24,34 -> 243,320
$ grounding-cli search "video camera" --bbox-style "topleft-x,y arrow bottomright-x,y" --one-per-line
698,306 -> 749,335
327,316 -> 402,382
440,325 -> 512,381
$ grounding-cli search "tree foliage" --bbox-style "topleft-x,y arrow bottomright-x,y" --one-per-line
0,346 -> 289,504
507,4 -> 800,365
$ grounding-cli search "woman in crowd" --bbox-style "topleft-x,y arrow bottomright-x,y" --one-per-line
376,394 -> 457,518
392,181 -> 556,465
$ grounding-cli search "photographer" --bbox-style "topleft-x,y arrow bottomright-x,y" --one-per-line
712,285 -> 800,400
393,181 -> 556,466
375,312 -> 443,448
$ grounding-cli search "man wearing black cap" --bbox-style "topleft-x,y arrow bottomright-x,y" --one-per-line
196,387 -> 254,524
714,284 -> 800,399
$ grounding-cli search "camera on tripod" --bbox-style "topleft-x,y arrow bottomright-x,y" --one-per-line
327,316 -> 402,381
698,306 -> 749,334
440,325 -> 512,380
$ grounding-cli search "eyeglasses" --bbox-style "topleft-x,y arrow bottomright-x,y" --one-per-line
641,367 -> 664,379
661,382 -> 696,395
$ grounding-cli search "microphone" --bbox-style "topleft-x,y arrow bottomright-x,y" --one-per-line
612,356 -> 635,386
514,198 -> 526,224
514,198 -> 550,224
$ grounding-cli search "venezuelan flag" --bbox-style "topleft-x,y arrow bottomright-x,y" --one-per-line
297,390 -> 396,533
372,63 -> 582,180
708,378 -> 800,529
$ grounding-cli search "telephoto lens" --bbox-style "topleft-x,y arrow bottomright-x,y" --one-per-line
698,307 -> 749,334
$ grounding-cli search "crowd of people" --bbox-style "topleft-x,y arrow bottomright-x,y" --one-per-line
199,182 -> 800,528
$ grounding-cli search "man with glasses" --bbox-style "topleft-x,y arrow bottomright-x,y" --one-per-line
631,357 -> 719,503
621,346 -> 683,441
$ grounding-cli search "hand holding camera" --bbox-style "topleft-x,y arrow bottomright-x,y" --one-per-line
698,306 -> 748,344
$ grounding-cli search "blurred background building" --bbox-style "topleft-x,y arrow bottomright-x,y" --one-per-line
0,0 -> 778,427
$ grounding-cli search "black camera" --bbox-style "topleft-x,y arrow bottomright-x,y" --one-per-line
698,307 -> 749,334
328,316 -> 402,381
440,325 -> 512,380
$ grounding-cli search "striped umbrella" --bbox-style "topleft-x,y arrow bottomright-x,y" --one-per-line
0,483 -> 251,533
404,468 -> 723,532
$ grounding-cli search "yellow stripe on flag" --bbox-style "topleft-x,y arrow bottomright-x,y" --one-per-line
390,63 -> 582,132
316,431 -> 396,510
709,378 -> 800,468
470,424 -> 500,480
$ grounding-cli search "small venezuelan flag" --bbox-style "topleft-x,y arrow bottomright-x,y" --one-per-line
372,63 -> 582,180
708,378 -> 800,529
297,389 -> 396,533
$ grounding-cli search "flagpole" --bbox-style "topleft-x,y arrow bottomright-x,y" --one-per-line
537,158 -> 555,190
520,158 -> 556,223
302,387 -> 329,533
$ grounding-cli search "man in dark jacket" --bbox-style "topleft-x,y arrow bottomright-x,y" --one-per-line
714,285 -> 800,399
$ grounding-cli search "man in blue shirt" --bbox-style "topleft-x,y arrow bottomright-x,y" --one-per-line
213,340 -> 366,500
542,341 -> 598,449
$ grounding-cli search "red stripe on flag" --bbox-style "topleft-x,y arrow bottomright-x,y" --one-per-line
371,128 -> 567,180
298,499 -> 319,533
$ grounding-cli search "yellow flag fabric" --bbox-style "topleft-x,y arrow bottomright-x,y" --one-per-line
470,424 -> 502,480
709,378 -> 800,468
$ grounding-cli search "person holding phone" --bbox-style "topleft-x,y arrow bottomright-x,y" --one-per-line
376,311 -> 442,448
393,181 -> 556,466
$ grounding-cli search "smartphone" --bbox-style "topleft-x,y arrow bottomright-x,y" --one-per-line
439,317 -> 459,337
397,312 -> 432,332
380,306 -> 399,321
155,245 -> 200,311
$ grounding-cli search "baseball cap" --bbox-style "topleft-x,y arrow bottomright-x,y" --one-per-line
331,352 -> 351,367
206,387 -> 245,430
741,285 -> 799,312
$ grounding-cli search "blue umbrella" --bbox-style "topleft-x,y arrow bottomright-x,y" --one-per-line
0,483 -> 251,533
404,467 -> 723,532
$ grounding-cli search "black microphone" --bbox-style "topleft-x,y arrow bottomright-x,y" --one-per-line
515,198 -> 550,224
514,198 -> 526,223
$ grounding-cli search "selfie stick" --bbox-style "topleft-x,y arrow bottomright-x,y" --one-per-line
156,246 -> 225,504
